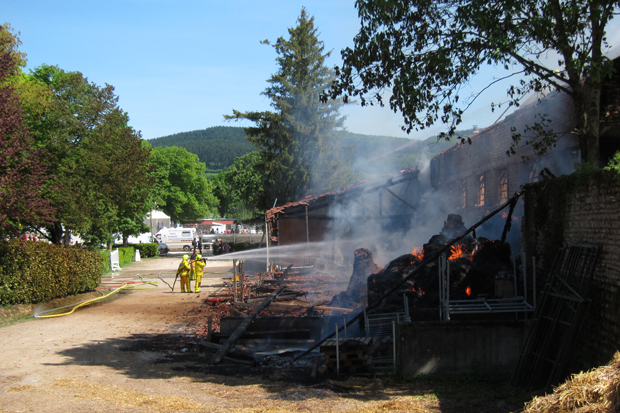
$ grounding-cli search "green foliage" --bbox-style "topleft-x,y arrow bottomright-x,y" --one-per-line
574,161 -> 602,176
603,151 -> 620,174
118,247 -> 134,266
227,8 -> 351,209
150,145 -> 219,223
0,25 -> 56,236
0,240 -> 102,305
99,250 -> 111,272
328,0 -> 618,165
212,151 -> 264,218
129,243 -> 158,258
23,64 -> 155,245
149,126 -> 255,172
99,246 -> 135,273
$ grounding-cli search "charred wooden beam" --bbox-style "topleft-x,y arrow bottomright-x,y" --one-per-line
384,187 -> 417,211
276,264 -> 294,281
501,197 -> 518,243
210,284 -> 286,365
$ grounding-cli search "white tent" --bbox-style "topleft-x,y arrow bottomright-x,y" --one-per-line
145,210 -> 172,234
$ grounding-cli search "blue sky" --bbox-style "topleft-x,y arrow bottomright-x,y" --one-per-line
5,1 -> 620,141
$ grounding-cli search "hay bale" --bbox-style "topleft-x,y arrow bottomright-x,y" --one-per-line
523,352 -> 620,412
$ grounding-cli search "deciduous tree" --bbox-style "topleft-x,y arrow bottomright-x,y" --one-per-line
212,151 -> 264,218
0,24 -> 55,236
26,64 -> 154,245
150,146 -> 218,224
326,0 -> 619,166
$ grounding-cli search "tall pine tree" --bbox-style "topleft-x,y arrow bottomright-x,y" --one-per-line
227,8 -> 351,210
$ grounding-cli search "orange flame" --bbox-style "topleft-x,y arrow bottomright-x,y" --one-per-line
502,212 -> 508,218
411,281 -> 425,295
411,247 -> 424,260
449,245 -> 466,260
466,286 -> 472,296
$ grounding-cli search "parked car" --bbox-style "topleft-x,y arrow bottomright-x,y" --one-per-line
158,242 -> 169,256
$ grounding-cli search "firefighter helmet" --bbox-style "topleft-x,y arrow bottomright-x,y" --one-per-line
183,254 -> 189,261
196,254 -> 202,260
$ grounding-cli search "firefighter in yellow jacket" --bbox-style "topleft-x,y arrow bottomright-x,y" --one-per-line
177,254 -> 192,293
192,254 -> 206,293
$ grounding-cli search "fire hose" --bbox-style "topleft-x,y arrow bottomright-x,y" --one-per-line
34,278 -> 157,319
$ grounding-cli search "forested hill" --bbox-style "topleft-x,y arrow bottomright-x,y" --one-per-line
149,126 -> 255,172
149,125 -> 470,174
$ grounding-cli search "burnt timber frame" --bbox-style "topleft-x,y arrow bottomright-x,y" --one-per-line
269,169 -> 420,245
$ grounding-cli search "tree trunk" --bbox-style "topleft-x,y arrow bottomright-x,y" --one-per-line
47,222 -> 64,245
572,84 -> 602,167
63,229 -> 71,246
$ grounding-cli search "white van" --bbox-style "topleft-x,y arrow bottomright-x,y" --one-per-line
156,227 -> 196,251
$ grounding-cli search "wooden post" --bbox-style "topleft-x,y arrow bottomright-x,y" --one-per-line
335,323 -> 340,375
265,213 -> 270,272
233,259 -> 238,302
239,261 -> 244,302
210,284 -> 286,365
305,205 -> 310,266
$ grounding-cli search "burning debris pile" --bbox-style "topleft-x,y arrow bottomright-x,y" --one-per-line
347,214 -> 516,318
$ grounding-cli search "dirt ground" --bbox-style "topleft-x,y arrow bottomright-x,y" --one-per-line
0,253 -> 530,413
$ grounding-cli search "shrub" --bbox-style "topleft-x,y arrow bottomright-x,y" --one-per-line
99,246 -> 135,272
130,243 -> 158,258
0,240 -> 103,305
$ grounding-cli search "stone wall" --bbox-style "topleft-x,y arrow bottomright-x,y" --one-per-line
522,171 -> 620,368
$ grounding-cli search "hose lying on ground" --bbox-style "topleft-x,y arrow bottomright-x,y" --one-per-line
34,278 -> 157,319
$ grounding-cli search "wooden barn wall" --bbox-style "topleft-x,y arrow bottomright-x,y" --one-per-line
277,216 -> 330,245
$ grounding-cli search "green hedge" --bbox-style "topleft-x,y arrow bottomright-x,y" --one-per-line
129,243 -> 158,258
0,240 -> 103,305
99,246 -> 135,273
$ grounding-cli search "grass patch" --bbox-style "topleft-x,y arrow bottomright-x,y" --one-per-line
0,303 -> 35,327
0,291 -> 106,326
398,373 -> 533,411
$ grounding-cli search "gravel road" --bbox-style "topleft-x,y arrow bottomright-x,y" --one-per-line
0,254 -> 518,413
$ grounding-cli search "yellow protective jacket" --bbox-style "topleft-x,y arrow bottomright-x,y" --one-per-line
177,260 -> 191,277
193,259 -> 206,277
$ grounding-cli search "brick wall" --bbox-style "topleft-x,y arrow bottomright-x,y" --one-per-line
522,172 -> 620,368
430,91 -> 581,228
